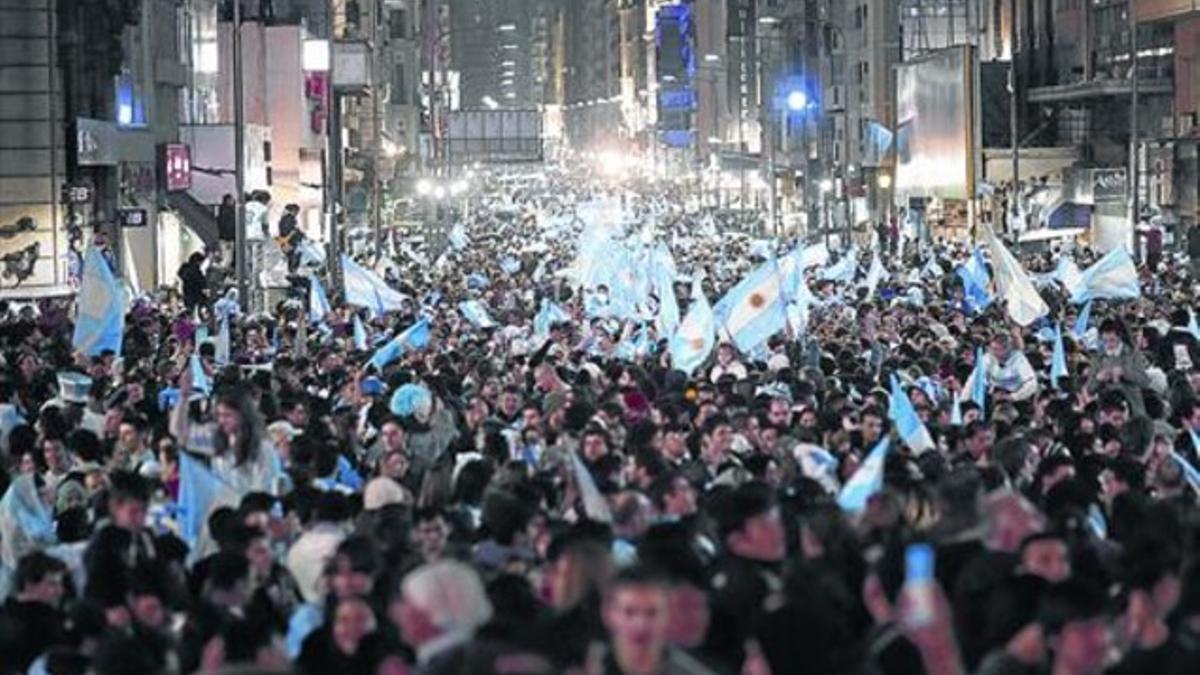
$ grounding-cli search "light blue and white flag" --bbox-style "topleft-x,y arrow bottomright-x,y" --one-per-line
368,318 -> 432,371
459,299 -> 497,329
72,246 -> 126,357
352,314 -> 368,351
342,254 -> 408,315
448,223 -> 470,251
1169,450 -> 1200,497
1071,247 -> 1140,304
295,240 -> 326,267
950,392 -> 963,426
1055,256 -> 1083,297
651,247 -> 680,336
177,452 -> 232,547
499,257 -> 522,275
713,258 -> 789,353
837,438 -> 891,513
821,250 -> 858,283
534,299 -> 571,337
889,374 -> 935,454
214,314 -> 231,367
971,347 -> 988,412
798,242 -> 830,269
1051,323 -> 1069,387
986,227 -> 1049,326
309,276 -> 332,324
957,247 -> 993,313
1189,308 -> 1200,341
669,277 -> 715,376
1073,300 -> 1092,341
190,353 -> 211,396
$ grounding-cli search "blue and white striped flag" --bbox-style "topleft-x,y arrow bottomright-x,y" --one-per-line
368,318 -> 431,371
177,452 -> 232,547
72,246 -> 126,356
950,392 -> 963,426
971,347 -> 988,413
1071,247 -> 1140,304
1051,323 -> 1069,387
1055,256 -> 1083,297
1073,300 -> 1093,341
309,276 -> 332,324
889,374 -> 935,454
821,250 -> 858,283
352,314 -> 368,351
1189,308 -> 1200,341
459,299 -> 497,329
837,438 -> 891,513
669,276 -> 715,376
713,258 -> 788,352
798,242 -> 829,269
957,247 -> 993,313
1169,449 -> 1200,497
987,227 -> 1049,326
342,254 -> 408,314
534,299 -> 570,337
448,224 -> 470,251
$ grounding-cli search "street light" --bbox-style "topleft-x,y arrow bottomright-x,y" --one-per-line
786,90 -> 808,112
819,179 -> 833,193
416,179 -> 432,196
877,173 -> 892,189
432,185 -> 447,200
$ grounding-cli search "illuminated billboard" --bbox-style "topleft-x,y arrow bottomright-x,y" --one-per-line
895,45 -> 978,203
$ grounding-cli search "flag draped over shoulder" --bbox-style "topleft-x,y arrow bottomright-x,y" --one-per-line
73,247 -> 126,357
342,254 -> 408,314
1070,247 -> 1140,304
669,277 -> 715,376
985,227 -> 1049,326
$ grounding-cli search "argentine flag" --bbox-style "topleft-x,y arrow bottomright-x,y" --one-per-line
1070,247 -> 1140,304
888,374 -> 935,454
1073,300 -> 1092,341
72,246 -> 126,356
190,353 -> 211,396
970,347 -> 988,413
1055,256 -> 1083,297
342,254 -> 408,315
352,314 -> 369,351
713,258 -> 788,353
798,242 -> 829,269
534,299 -> 570,337
956,247 -> 992,313
986,227 -> 1049,326
368,318 -> 432,371
177,452 -> 234,547
837,438 -> 891,513
459,300 -> 497,329
309,276 -> 332,324
669,277 -> 715,376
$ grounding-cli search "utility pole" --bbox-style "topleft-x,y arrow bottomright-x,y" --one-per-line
1128,0 -> 1140,246
233,0 -> 248,309
327,0 -> 343,293
1009,0 -> 1019,235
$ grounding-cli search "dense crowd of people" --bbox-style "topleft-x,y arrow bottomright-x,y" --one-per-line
0,168 -> 1199,675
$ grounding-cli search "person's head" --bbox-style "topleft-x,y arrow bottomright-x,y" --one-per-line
332,595 -> 377,656
499,385 -> 522,416
41,438 -> 69,472
205,551 -> 252,608
379,418 -> 406,453
700,414 -> 733,465
989,333 -> 1013,361
412,507 -> 449,561
1099,319 -> 1124,354
861,407 -> 885,444
380,448 -> 409,481
545,527 -> 616,610
660,423 -> 689,461
13,552 -> 67,607
712,484 -> 786,562
392,560 -> 493,648
651,473 -> 697,518
766,397 -> 791,429
581,426 -> 610,462
602,568 -> 671,661
1038,580 -> 1112,675
1019,532 -> 1072,583
107,471 -> 150,531
215,389 -> 264,465
962,420 -> 995,461
126,578 -> 167,630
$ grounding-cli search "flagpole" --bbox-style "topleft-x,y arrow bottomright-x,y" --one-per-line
233,0 -> 248,310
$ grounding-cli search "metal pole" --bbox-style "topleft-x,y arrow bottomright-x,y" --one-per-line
1128,0 -> 1140,244
47,0 -> 59,286
329,94 -> 343,286
1010,0 -> 1019,234
372,73 -> 383,260
763,41 -> 776,238
233,0 -> 248,309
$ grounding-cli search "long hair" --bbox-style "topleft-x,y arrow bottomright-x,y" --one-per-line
214,387 -> 264,467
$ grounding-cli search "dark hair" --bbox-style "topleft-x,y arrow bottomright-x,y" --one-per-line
1037,580 -> 1109,637
108,470 -> 150,504
205,552 -> 250,593
214,387 -> 265,466
709,483 -> 776,541
13,551 -> 67,593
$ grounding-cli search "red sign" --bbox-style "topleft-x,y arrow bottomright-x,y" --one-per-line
162,143 -> 191,192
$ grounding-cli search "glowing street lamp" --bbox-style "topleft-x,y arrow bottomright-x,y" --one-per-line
416,179 -> 432,196
785,90 -> 808,112
819,179 -> 834,193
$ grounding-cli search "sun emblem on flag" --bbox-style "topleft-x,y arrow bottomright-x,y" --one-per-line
749,293 -> 766,309
689,337 -> 705,350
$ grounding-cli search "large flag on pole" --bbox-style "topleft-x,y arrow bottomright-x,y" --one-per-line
669,277 -> 715,376
342,254 -> 408,314
986,227 -> 1049,326
712,258 -> 788,352
72,247 -> 126,356
1070,247 -> 1140,304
